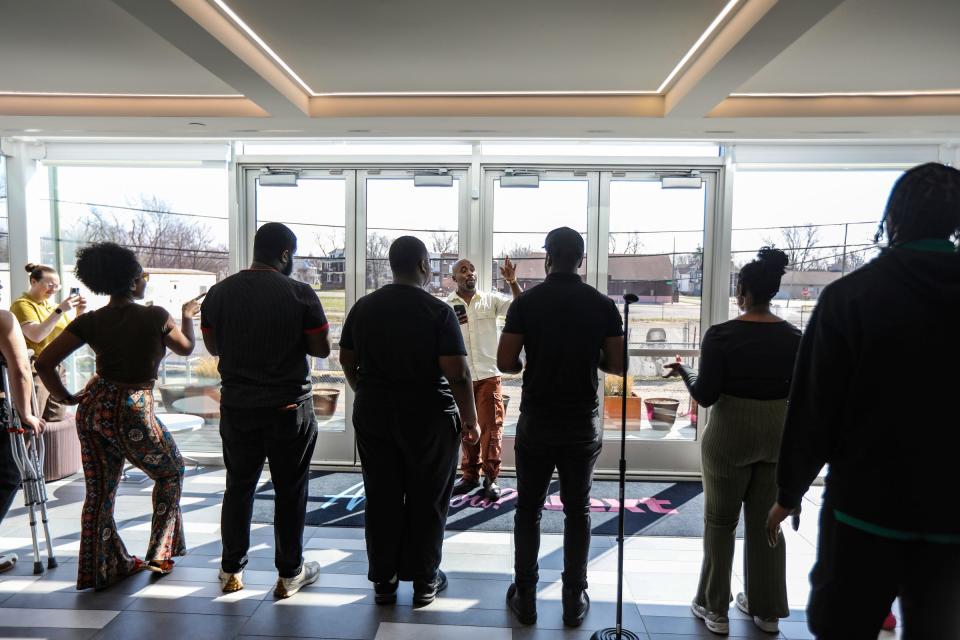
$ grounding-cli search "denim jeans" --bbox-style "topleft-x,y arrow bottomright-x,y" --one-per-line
513,411 -> 602,591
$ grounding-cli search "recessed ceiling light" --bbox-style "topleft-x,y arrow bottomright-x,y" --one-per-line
213,0 -> 739,98
23,128 -> 42,133
188,122 -> 207,127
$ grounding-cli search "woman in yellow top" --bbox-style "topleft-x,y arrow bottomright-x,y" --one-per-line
10,263 -> 86,421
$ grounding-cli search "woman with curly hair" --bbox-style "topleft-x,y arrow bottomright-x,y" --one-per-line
36,242 -> 200,590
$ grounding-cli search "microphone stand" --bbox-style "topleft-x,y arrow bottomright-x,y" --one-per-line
591,292 -> 641,640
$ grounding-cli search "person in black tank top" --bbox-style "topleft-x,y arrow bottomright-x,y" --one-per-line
664,248 -> 800,635
35,243 -> 199,589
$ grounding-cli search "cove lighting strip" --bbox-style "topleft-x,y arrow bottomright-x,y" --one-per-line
730,90 -> 960,98
0,91 -> 245,98
212,0 -> 741,98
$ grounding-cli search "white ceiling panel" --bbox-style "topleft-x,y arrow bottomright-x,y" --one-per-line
226,0 -> 729,94
738,0 -> 960,94
0,0 -> 238,95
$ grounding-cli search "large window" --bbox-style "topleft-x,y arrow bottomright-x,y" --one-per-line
731,170 -> 903,329
49,165 -> 229,456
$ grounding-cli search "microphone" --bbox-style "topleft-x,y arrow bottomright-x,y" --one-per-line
622,293 -> 639,304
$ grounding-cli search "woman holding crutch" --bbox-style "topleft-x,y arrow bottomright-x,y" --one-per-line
36,242 -> 199,590
0,288 -> 45,574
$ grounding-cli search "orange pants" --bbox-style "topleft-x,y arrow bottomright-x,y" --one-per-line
460,376 -> 504,482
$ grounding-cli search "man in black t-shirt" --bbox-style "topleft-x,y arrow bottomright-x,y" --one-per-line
498,227 -> 625,627
200,223 -> 331,599
339,236 -> 479,607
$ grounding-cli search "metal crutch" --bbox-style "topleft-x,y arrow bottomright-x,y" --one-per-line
2,359 -> 58,574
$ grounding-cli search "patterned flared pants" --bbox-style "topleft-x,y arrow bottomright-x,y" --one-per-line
75,379 -> 185,590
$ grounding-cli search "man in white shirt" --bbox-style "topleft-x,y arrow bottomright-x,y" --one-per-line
447,257 -> 522,501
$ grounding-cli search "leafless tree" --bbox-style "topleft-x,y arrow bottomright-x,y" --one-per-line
504,243 -> 535,259
74,195 -> 227,275
313,230 -> 344,257
609,232 -> 643,255
429,231 -> 458,255
365,232 -> 391,289
765,224 -> 823,271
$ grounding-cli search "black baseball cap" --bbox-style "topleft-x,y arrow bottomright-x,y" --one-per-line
543,226 -> 585,259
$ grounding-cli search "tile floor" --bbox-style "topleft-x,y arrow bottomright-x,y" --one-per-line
0,469 -> 901,639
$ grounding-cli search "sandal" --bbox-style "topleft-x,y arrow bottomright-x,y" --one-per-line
145,559 -> 175,575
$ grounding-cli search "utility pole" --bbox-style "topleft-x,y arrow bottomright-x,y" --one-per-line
840,223 -> 849,276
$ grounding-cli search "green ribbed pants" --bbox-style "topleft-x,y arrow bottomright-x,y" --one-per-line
694,395 -> 789,619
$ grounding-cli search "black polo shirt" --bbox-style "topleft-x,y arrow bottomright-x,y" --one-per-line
200,269 -> 328,409
503,272 -> 623,418
339,284 -> 466,416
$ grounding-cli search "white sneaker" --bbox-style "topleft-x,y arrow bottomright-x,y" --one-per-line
691,602 -> 730,635
274,561 -> 320,599
218,568 -> 244,593
0,553 -> 18,574
735,592 -> 779,633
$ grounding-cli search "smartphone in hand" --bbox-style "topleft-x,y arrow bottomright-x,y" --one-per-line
70,287 -> 80,297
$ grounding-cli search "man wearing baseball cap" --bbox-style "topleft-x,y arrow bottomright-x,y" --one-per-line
498,226 -> 626,627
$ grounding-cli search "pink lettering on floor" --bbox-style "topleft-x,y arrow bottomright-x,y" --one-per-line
449,492 -> 678,514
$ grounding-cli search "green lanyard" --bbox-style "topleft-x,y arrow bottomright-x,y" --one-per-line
897,238 -> 957,253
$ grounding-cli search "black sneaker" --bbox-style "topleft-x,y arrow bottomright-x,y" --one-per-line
374,575 -> 398,605
506,583 -> 537,624
562,587 -> 590,627
413,570 -> 447,606
451,478 -> 480,496
483,479 -> 502,501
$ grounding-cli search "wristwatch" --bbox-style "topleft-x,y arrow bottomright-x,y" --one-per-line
54,308 -> 63,315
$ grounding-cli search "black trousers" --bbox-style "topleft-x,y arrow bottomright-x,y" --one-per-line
0,429 -> 20,524
808,506 -> 960,640
353,400 -> 459,584
513,411 -> 602,591
219,400 -> 318,578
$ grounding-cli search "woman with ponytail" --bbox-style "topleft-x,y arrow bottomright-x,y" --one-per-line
664,247 -> 801,635
10,263 -> 86,420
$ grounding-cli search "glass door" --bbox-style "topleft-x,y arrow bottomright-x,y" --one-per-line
482,169 -> 600,469
245,166 -> 471,465
357,168 -> 469,298
600,171 -> 718,474
249,169 -> 357,464
482,168 -> 718,475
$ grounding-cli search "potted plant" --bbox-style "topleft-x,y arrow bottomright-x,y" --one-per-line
603,375 -> 642,420
644,397 -> 681,431
312,385 -> 341,418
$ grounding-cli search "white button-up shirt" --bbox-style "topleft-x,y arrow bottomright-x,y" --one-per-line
446,289 -> 513,381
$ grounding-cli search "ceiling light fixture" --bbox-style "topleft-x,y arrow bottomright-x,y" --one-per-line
656,0 -> 741,94
729,89 -> 960,98
213,0 -> 740,98
0,91 -> 244,98
210,0 -> 318,95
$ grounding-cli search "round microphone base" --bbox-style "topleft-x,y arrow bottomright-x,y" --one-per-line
590,628 -> 643,640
